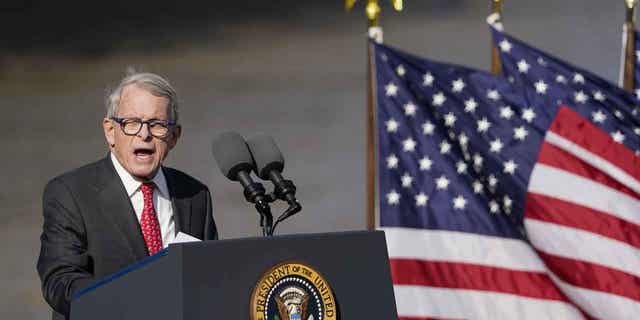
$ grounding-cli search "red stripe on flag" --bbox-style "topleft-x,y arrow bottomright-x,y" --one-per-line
536,250 -> 640,303
525,193 -> 640,249
537,141 -> 640,199
389,259 -> 568,301
549,106 -> 640,182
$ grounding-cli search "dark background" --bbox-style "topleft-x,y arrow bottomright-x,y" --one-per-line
0,1 -> 628,318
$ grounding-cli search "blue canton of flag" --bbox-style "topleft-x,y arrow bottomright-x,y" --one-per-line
491,25 -> 640,153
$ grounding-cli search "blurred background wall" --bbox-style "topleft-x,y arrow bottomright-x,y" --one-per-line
0,0 -> 628,318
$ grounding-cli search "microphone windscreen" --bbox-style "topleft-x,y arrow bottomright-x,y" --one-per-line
246,134 -> 284,180
211,132 -> 254,181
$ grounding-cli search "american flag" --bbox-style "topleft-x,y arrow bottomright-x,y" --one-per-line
376,27 -> 640,319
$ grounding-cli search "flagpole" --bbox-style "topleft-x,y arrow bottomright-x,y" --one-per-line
491,0 -> 503,75
622,0 -> 637,92
346,0 -> 401,231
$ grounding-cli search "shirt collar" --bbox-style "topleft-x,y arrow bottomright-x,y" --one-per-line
110,153 -> 170,198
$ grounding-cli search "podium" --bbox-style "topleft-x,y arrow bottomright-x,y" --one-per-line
71,231 -> 398,319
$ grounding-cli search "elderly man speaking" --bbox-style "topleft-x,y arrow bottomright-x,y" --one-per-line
37,72 -> 217,320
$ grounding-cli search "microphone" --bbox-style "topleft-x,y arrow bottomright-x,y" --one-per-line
212,132 -> 273,235
246,134 -> 301,224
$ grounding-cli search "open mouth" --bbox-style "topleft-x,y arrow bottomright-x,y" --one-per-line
133,147 -> 155,160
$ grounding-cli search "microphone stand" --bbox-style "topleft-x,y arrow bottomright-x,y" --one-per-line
237,172 -> 302,236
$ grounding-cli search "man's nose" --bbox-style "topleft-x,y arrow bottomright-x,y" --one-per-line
137,123 -> 153,140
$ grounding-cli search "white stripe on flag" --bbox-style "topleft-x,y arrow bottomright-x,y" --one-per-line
394,285 -> 585,320
381,227 -> 546,272
529,164 -> 640,226
545,131 -> 640,194
524,219 -> 640,279
549,272 -> 640,320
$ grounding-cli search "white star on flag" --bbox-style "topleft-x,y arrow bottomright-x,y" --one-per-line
488,174 -> 498,188
614,110 -> 624,120
396,65 -> 406,77
403,102 -> 417,116
534,80 -> 548,94
385,119 -> 399,132
517,59 -> 530,73
522,108 -> 536,123
499,39 -> 512,52
555,74 -> 568,84
489,200 -> 500,213
432,92 -> 446,107
477,118 -> 492,133
415,193 -> 428,206
419,157 -> 432,171
487,89 -> 501,101
386,154 -> 398,169
444,112 -> 457,127
439,141 -> 451,154
611,131 -> 625,143
401,173 -> 413,188
513,126 -> 528,140
591,110 -> 606,123
456,161 -> 467,174
422,121 -> 435,135
635,127 -> 640,136
574,91 -> 589,104
473,153 -> 483,169
464,98 -> 478,113
403,138 -> 417,152
573,73 -> 585,84
490,138 -> 504,153
451,78 -> 465,93
503,195 -> 513,214
503,160 -> 518,175
452,195 -> 467,210
537,57 -> 547,66
593,91 -> 606,102
385,83 -> 398,97
472,180 -> 484,194
500,106 -> 514,119
458,133 -> 469,148
423,72 -> 434,86
435,175 -> 450,190
386,190 -> 400,205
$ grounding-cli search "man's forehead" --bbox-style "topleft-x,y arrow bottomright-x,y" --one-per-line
117,84 -> 170,117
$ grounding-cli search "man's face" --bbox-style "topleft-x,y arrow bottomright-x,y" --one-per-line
103,84 -> 181,180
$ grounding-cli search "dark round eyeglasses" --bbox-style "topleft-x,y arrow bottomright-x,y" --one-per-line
110,117 -> 176,139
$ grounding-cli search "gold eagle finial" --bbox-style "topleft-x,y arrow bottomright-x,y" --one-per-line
346,0 -> 403,26
626,0 -> 637,23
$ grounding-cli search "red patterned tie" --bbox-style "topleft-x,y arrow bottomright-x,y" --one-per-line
140,182 -> 163,255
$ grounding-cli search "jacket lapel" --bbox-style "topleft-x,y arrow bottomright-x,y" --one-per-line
164,168 -> 192,234
95,156 -> 148,259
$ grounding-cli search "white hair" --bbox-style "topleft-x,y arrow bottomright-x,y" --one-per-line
106,70 -> 179,123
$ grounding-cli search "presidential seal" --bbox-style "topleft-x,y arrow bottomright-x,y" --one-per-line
250,262 -> 337,320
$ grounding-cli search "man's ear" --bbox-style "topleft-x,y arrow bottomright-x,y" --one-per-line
103,118 -> 115,148
168,125 -> 181,150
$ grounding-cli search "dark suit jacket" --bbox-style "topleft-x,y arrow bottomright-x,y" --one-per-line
37,156 -> 217,320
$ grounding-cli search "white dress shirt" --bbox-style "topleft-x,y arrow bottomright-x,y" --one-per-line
111,153 -> 176,248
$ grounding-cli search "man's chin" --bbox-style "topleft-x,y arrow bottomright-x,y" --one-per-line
128,164 -> 160,180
